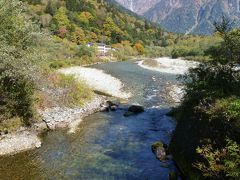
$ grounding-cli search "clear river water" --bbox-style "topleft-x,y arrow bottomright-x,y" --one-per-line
0,61 -> 181,179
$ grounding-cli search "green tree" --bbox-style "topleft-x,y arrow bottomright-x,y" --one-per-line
76,45 -> 96,57
103,17 -> 125,43
71,27 -> 86,44
77,11 -> 94,26
65,0 -> 94,12
203,17 -> 240,64
45,0 -> 57,16
52,7 -> 70,30
0,0 -> 43,125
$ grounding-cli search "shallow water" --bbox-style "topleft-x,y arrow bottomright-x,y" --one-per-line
0,61 -> 180,179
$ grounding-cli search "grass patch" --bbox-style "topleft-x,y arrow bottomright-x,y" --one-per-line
0,117 -> 23,134
49,57 -> 110,70
58,74 -> 93,107
35,73 -> 93,109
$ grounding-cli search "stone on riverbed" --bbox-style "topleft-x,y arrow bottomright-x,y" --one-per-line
100,101 -> 119,112
124,105 -> 144,117
151,141 -> 168,161
107,101 -> 119,111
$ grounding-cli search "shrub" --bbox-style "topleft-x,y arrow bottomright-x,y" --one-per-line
76,45 -> 96,57
0,117 -> 22,133
181,63 -> 240,107
61,75 -> 93,107
49,60 -> 71,69
196,139 -> 240,179
0,70 -> 35,126
207,97 -> 240,123
0,0 -> 43,128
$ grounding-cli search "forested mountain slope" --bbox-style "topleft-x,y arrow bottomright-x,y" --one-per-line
22,0 -> 165,45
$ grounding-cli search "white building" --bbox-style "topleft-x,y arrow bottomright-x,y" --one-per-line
87,43 -> 115,56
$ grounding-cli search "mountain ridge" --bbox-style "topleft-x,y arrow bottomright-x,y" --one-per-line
115,0 -> 240,34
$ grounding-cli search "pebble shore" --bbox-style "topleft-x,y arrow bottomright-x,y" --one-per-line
0,131 -> 41,156
58,66 -> 131,99
39,95 -> 106,133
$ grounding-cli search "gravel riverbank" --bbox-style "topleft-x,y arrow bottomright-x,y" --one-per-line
58,66 -> 132,99
138,57 -> 199,75
39,95 -> 106,133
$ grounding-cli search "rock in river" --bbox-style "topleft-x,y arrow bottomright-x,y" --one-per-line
124,105 -> 144,117
151,141 -> 168,161
101,101 -> 119,112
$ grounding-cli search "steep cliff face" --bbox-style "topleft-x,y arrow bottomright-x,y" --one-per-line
115,0 -> 161,14
115,0 -> 240,34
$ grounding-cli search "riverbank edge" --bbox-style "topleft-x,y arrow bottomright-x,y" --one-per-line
0,64 -> 130,156
0,94 -> 108,156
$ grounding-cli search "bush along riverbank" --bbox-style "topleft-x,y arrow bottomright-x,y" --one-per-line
169,18 -> 240,179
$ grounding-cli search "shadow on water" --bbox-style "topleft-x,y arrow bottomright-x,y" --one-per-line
0,60 -> 181,179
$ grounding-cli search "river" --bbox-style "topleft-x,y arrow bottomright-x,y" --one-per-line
0,61 -> 181,179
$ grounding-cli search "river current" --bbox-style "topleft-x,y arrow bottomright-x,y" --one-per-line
0,61 -> 180,179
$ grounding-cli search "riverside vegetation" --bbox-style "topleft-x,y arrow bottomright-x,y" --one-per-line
169,18 -> 240,179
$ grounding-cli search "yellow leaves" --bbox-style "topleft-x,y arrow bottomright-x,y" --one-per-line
71,27 -> 86,45
121,40 -> 131,46
134,43 -> 144,55
103,17 -> 125,37
146,29 -> 156,35
86,31 -> 98,42
77,11 -> 94,25
112,43 -> 123,49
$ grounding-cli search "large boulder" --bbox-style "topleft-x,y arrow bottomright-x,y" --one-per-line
124,105 -> 144,117
151,141 -> 168,161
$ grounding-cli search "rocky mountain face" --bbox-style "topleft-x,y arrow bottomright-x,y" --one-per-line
115,0 -> 240,34
115,0 -> 161,14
